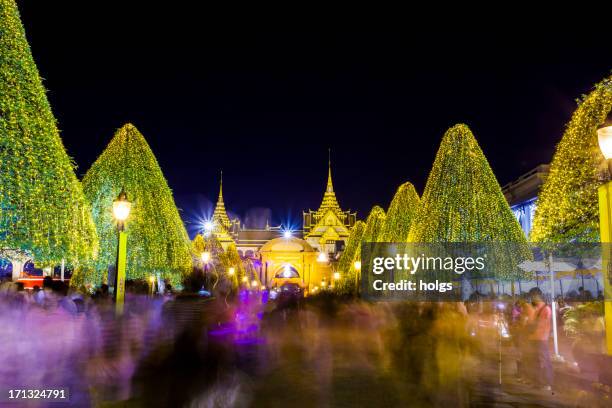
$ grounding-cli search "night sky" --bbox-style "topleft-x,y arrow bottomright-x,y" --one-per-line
16,3 -> 612,236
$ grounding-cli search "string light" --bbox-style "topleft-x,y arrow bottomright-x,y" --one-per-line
378,182 -> 420,242
0,0 -> 98,270
407,124 -> 530,279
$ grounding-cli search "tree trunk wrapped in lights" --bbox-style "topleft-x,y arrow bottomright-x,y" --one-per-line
531,75 -> 612,243
0,0 -> 98,275
408,124 -> 529,280
82,123 -> 192,286
379,182 -> 420,242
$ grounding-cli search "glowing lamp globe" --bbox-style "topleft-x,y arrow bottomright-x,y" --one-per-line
317,252 -> 328,263
201,251 -> 211,263
598,126 -> 612,160
333,272 -> 340,280
353,260 -> 362,271
283,230 -> 292,239
251,280 -> 258,287
113,189 -> 131,222
149,276 -> 155,283
228,267 -> 235,276
282,264 -> 292,278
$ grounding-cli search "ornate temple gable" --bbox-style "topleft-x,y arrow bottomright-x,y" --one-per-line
303,155 -> 356,243
309,209 -> 350,239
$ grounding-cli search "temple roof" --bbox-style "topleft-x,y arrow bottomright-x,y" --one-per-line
212,171 -> 232,230
315,158 -> 343,216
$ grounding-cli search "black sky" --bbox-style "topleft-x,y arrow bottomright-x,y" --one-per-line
16,3 -> 612,236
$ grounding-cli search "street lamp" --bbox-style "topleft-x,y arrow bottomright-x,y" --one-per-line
201,251 -> 211,264
149,275 -> 155,296
228,267 -> 235,276
317,252 -> 328,263
597,125 -> 612,355
353,260 -> 361,271
112,188 -> 131,315
333,272 -> 340,281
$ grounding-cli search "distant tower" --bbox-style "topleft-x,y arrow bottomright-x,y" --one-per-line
210,170 -> 236,249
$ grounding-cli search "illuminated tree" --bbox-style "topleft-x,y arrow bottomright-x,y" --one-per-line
82,123 -> 192,285
379,182 -> 420,242
531,75 -> 612,242
408,124 -> 526,243
192,233 -> 206,259
407,124 -> 529,280
337,220 -> 365,294
220,244 -> 245,289
361,206 -> 387,244
0,0 -> 97,275
337,207 -> 386,295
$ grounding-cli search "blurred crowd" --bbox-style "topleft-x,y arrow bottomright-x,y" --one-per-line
0,278 -> 607,406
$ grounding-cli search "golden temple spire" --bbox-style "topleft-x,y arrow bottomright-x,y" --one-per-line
316,150 -> 341,215
218,170 -> 224,202
212,170 -> 231,230
327,148 -> 334,193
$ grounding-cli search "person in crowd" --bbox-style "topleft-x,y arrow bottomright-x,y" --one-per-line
527,289 -> 553,391
514,298 -> 534,383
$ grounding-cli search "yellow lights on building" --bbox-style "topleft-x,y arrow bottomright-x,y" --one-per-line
251,280 -> 259,288
228,267 -> 235,276
354,260 -> 361,271
317,252 -> 328,263
201,251 -> 211,263
242,276 -> 248,283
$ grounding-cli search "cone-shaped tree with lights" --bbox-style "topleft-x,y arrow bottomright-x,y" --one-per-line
82,123 -> 192,285
338,206 -> 386,295
337,221 -> 365,294
531,75 -> 612,243
408,124 -> 529,280
0,0 -> 97,276
408,124 -> 526,243
379,182 -> 420,242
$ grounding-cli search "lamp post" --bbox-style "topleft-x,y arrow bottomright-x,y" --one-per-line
597,125 -> 612,355
112,188 -> 131,315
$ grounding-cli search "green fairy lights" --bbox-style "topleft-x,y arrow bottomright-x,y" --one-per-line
82,123 -> 192,285
0,0 -> 97,268
379,182 -> 420,242
531,75 -> 612,243
408,124 -> 527,245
